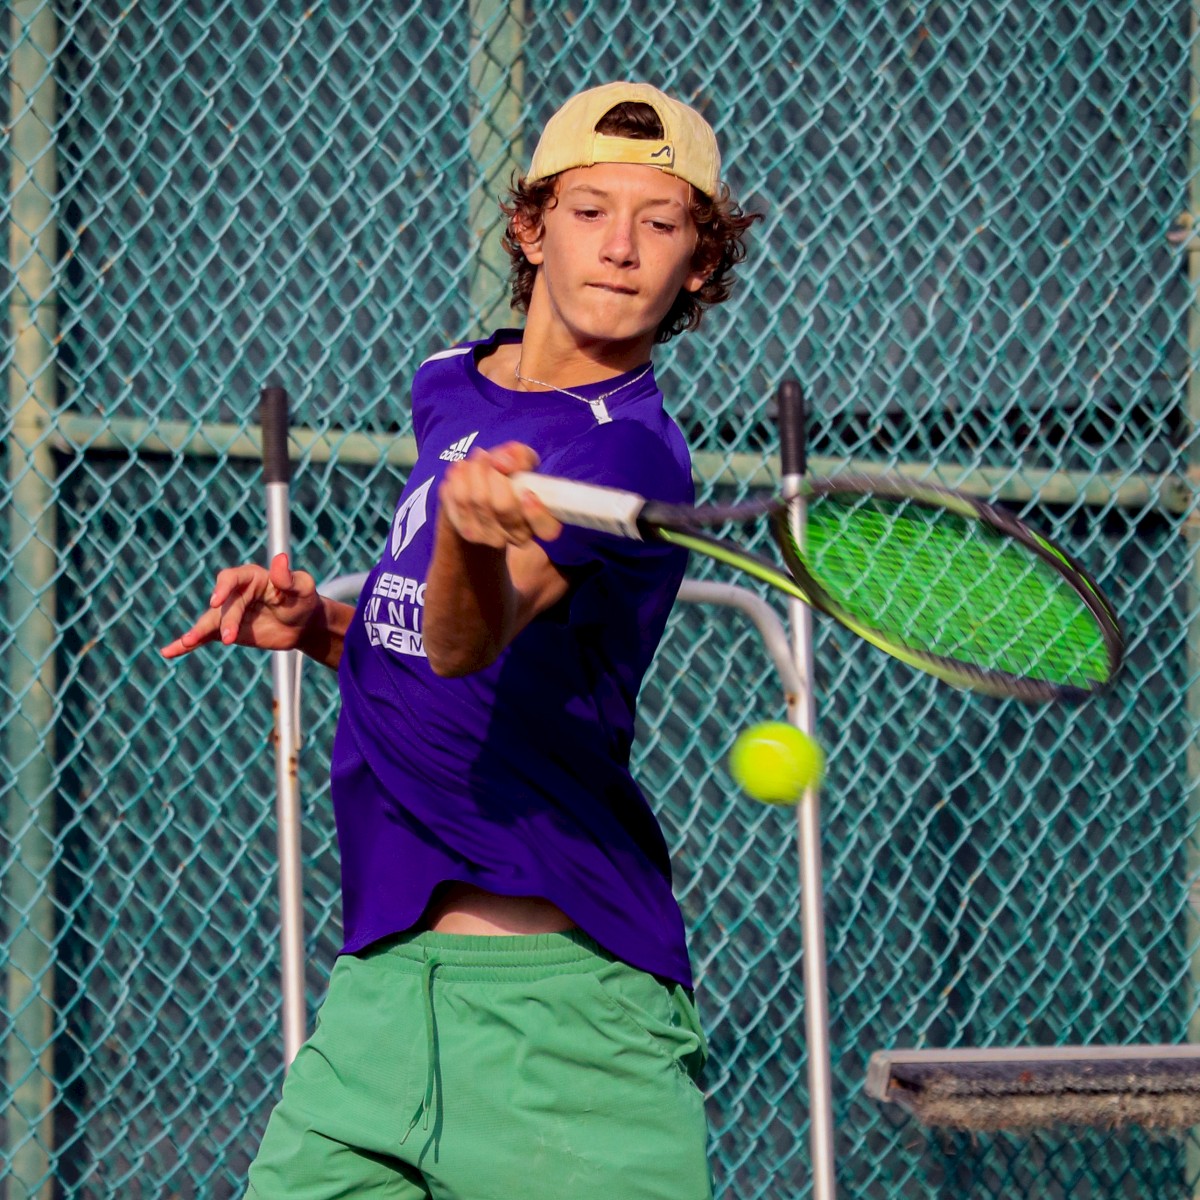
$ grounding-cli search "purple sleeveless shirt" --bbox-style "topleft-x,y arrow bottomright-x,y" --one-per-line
329,331 -> 696,984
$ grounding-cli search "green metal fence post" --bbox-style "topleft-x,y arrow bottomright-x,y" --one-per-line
467,0 -> 525,336
6,2 -> 59,1196
1186,7 -> 1200,1197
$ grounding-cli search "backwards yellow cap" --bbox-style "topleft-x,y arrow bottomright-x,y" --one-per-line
525,82 -> 721,198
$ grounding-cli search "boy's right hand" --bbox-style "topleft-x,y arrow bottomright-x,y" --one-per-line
161,553 -> 321,659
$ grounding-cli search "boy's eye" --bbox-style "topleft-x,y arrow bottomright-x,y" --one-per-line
648,221 -> 677,233
575,207 -> 602,219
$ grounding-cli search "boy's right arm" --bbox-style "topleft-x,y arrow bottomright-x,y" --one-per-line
160,552 -> 352,670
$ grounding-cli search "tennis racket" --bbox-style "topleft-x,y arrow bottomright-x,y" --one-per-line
510,469 -> 1123,704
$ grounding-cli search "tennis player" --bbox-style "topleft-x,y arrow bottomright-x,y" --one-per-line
163,81 -> 758,1200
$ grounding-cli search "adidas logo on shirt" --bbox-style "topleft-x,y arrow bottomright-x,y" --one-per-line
439,431 -> 479,462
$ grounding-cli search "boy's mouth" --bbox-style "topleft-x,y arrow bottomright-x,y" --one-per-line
588,283 -> 637,295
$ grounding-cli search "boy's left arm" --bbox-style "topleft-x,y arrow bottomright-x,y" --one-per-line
423,442 -> 566,677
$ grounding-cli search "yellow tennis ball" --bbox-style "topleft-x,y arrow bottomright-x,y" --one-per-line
729,722 -> 824,804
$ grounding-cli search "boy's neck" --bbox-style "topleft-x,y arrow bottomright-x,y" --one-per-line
483,326 -> 654,393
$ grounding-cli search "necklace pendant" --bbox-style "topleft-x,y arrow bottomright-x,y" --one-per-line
512,359 -> 647,426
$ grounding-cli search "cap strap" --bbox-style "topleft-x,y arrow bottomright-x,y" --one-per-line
590,133 -> 675,172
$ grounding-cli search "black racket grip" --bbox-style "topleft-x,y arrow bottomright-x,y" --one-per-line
260,386 -> 290,485
777,380 -> 806,476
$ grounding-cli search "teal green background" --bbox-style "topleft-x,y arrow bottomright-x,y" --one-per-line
4,1 -> 1197,1196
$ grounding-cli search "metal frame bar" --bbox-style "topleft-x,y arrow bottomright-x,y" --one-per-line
1184,6 -> 1200,1194
264,504 -> 306,1068
467,0 -> 525,335
782,475 -> 837,1200
49,413 -> 1189,513
867,1044 -> 1200,1130
871,1044 -> 1200,1084
260,388 -> 308,1070
7,4 -> 60,1195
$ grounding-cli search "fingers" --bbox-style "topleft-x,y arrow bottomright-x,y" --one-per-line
488,442 -> 540,475
210,563 -> 268,644
268,552 -> 293,594
266,555 -> 316,604
218,585 -> 252,645
160,606 -> 225,658
489,443 -> 558,540
210,563 -> 268,609
519,493 -> 563,543
161,587 -> 252,658
161,562 -> 271,658
440,448 -> 542,548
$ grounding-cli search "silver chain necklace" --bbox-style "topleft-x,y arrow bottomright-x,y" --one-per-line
513,360 -> 652,425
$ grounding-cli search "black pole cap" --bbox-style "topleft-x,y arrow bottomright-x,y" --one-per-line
260,386 -> 290,484
777,379 -> 807,477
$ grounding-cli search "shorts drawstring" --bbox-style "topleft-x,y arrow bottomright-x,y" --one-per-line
400,951 -> 441,1143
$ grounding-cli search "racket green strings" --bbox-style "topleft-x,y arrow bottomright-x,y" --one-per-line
800,495 -> 1110,686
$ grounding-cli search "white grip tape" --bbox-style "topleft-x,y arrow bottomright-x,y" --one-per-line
510,472 -> 647,540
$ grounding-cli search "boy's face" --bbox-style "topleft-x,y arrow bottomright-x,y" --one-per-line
519,162 -> 708,352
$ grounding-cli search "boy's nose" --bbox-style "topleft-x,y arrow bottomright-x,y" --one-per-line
600,221 -> 638,268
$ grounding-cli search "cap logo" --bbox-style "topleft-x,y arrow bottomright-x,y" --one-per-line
649,144 -> 675,167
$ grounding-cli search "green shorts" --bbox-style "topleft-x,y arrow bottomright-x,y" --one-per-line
245,929 -> 712,1200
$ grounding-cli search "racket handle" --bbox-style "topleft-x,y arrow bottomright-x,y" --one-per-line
261,385 -> 291,485
777,379 -> 807,477
510,471 -> 647,539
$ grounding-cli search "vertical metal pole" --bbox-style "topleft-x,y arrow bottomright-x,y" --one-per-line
260,388 -> 306,1067
777,381 -> 838,1200
1185,8 -> 1200,1197
467,0 -> 525,335
6,4 -> 59,1196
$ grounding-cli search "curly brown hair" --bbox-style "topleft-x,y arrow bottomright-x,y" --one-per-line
500,101 -> 761,343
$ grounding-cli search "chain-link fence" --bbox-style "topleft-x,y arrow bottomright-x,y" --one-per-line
5,0 -> 1199,1196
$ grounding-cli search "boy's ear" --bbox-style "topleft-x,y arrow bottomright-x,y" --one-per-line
514,216 -> 545,265
684,237 -> 722,294
682,250 -> 714,294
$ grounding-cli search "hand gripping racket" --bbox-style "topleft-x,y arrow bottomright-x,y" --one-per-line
511,468 -> 1123,705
